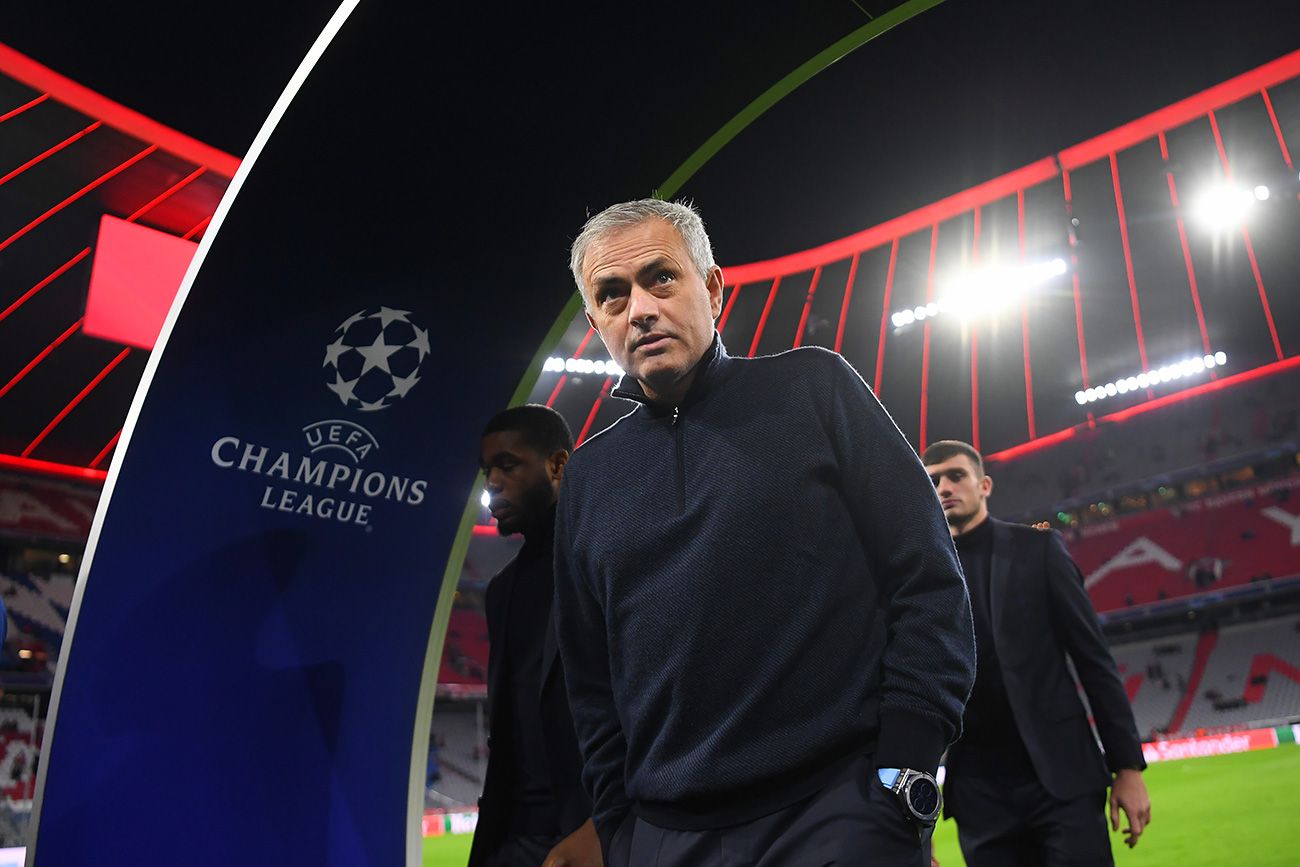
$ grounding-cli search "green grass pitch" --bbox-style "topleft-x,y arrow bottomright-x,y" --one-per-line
421,746 -> 1300,866
422,831 -> 472,867
932,747 -> 1300,866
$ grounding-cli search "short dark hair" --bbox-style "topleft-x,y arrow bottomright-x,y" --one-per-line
482,404 -> 574,457
922,440 -> 984,476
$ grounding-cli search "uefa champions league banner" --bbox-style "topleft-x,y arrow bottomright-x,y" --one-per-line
28,3 -> 573,864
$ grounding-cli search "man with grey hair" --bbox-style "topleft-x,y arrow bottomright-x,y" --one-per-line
554,198 -> 975,867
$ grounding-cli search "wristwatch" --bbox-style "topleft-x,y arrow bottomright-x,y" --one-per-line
877,767 -> 942,825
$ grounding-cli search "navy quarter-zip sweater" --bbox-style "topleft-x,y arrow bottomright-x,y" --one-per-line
554,335 -> 975,856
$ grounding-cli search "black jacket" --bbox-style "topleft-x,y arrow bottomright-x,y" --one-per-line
555,336 -> 976,858
467,532 -> 590,867
945,517 -> 1146,811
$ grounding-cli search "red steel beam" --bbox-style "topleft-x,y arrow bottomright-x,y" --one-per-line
719,49 -> 1300,286
1241,232 -> 1283,360
0,317 -> 84,401
1158,132 -> 1213,363
1057,49 -> 1300,169
544,327 -> 597,408
716,283 -> 744,335
970,206 -> 981,452
723,158 -> 1058,285
833,254 -> 859,355
1208,110 -> 1284,361
126,166 -> 207,223
791,265 -> 823,349
576,377 -> 614,445
1109,152 -> 1149,372
544,375 -> 568,408
0,120 -> 101,187
1017,189 -> 1037,441
0,42 -> 239,177
0,92 -> 49,125
873,239 -> 899,395
1061,169 -> 1091,392
0,248 -> 90,326
21,348 -> 131,458
919,224 -> 938,449
1261,88 -> 1294,171
0,144 -> 158,254
987,354 -> 1300,463
181,214 -> 212,241
747,277 -> 782,357
89,429 -> 122,469
0,453 -> 106,483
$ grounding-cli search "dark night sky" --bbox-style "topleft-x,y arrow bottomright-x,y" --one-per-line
6,0 -> 1296,266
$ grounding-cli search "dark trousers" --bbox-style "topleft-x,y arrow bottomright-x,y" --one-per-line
616,755 -> 925,867
949,774 -> 1112,867
484,833 -> 561,867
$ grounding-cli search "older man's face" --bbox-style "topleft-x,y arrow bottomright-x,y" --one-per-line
581,219 -> 723,403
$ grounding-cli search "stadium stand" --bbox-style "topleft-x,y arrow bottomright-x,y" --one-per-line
992,366 -> 1300,518
0,708 -> 37,803
0,573 -> 71,661
1110,636 -> 1196,740
426,707 -> 487,808
1071,475 -> 1300,612
1176,616 -> 1300,733
0,700 -> 41,846
437,607 -> 489,688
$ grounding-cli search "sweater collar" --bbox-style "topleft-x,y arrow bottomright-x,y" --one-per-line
518,502 -> 557,563
611,332 -> 730,413
953,513 -> 993,552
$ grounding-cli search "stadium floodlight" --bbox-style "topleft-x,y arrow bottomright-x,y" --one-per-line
1074,351 -> 1227,405
1194,184 -> 1256,230
545,356 -> 625,377
890,257 -> 1068,331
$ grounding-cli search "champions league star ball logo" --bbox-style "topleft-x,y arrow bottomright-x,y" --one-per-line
323,307 -> 430,411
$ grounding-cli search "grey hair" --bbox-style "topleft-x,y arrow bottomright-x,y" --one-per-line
569,199 -> 716,300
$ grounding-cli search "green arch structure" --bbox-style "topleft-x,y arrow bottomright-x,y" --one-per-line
407,0 -> 947,854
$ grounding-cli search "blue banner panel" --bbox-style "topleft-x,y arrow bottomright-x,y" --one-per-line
29,4 -> 573,864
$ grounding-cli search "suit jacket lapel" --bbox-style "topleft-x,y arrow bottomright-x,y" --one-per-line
539,605 -> 559,703
486,562 -> 517,713
989,518 -> 1016,633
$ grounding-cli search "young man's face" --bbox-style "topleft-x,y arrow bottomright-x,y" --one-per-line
924,454 -> 991,529
480,431 -> 561,536
581,219 -> 724,403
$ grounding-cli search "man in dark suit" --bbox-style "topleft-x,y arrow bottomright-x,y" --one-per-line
468,405 -> 600,867
921,440 -> 1152,867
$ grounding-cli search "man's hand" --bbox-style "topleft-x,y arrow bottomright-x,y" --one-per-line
542,818 -> 603,867
1109,768 -> 1152,848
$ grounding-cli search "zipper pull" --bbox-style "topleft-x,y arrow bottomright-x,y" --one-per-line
672,406 -> 680,426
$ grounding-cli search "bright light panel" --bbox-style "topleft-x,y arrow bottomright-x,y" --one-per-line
1074,352 -> 1227,405
891,258 -> 1067,330
1194,184 -> 1256,230
543,356 -> 625,377
84,215 -> 197,349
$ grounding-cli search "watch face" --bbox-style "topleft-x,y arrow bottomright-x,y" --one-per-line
907,777 -> 940,817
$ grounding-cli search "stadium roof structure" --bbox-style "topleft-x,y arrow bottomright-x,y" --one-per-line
1,38 -> 1299,492
0,43 -> 235,483
536,50 -> 1300,464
